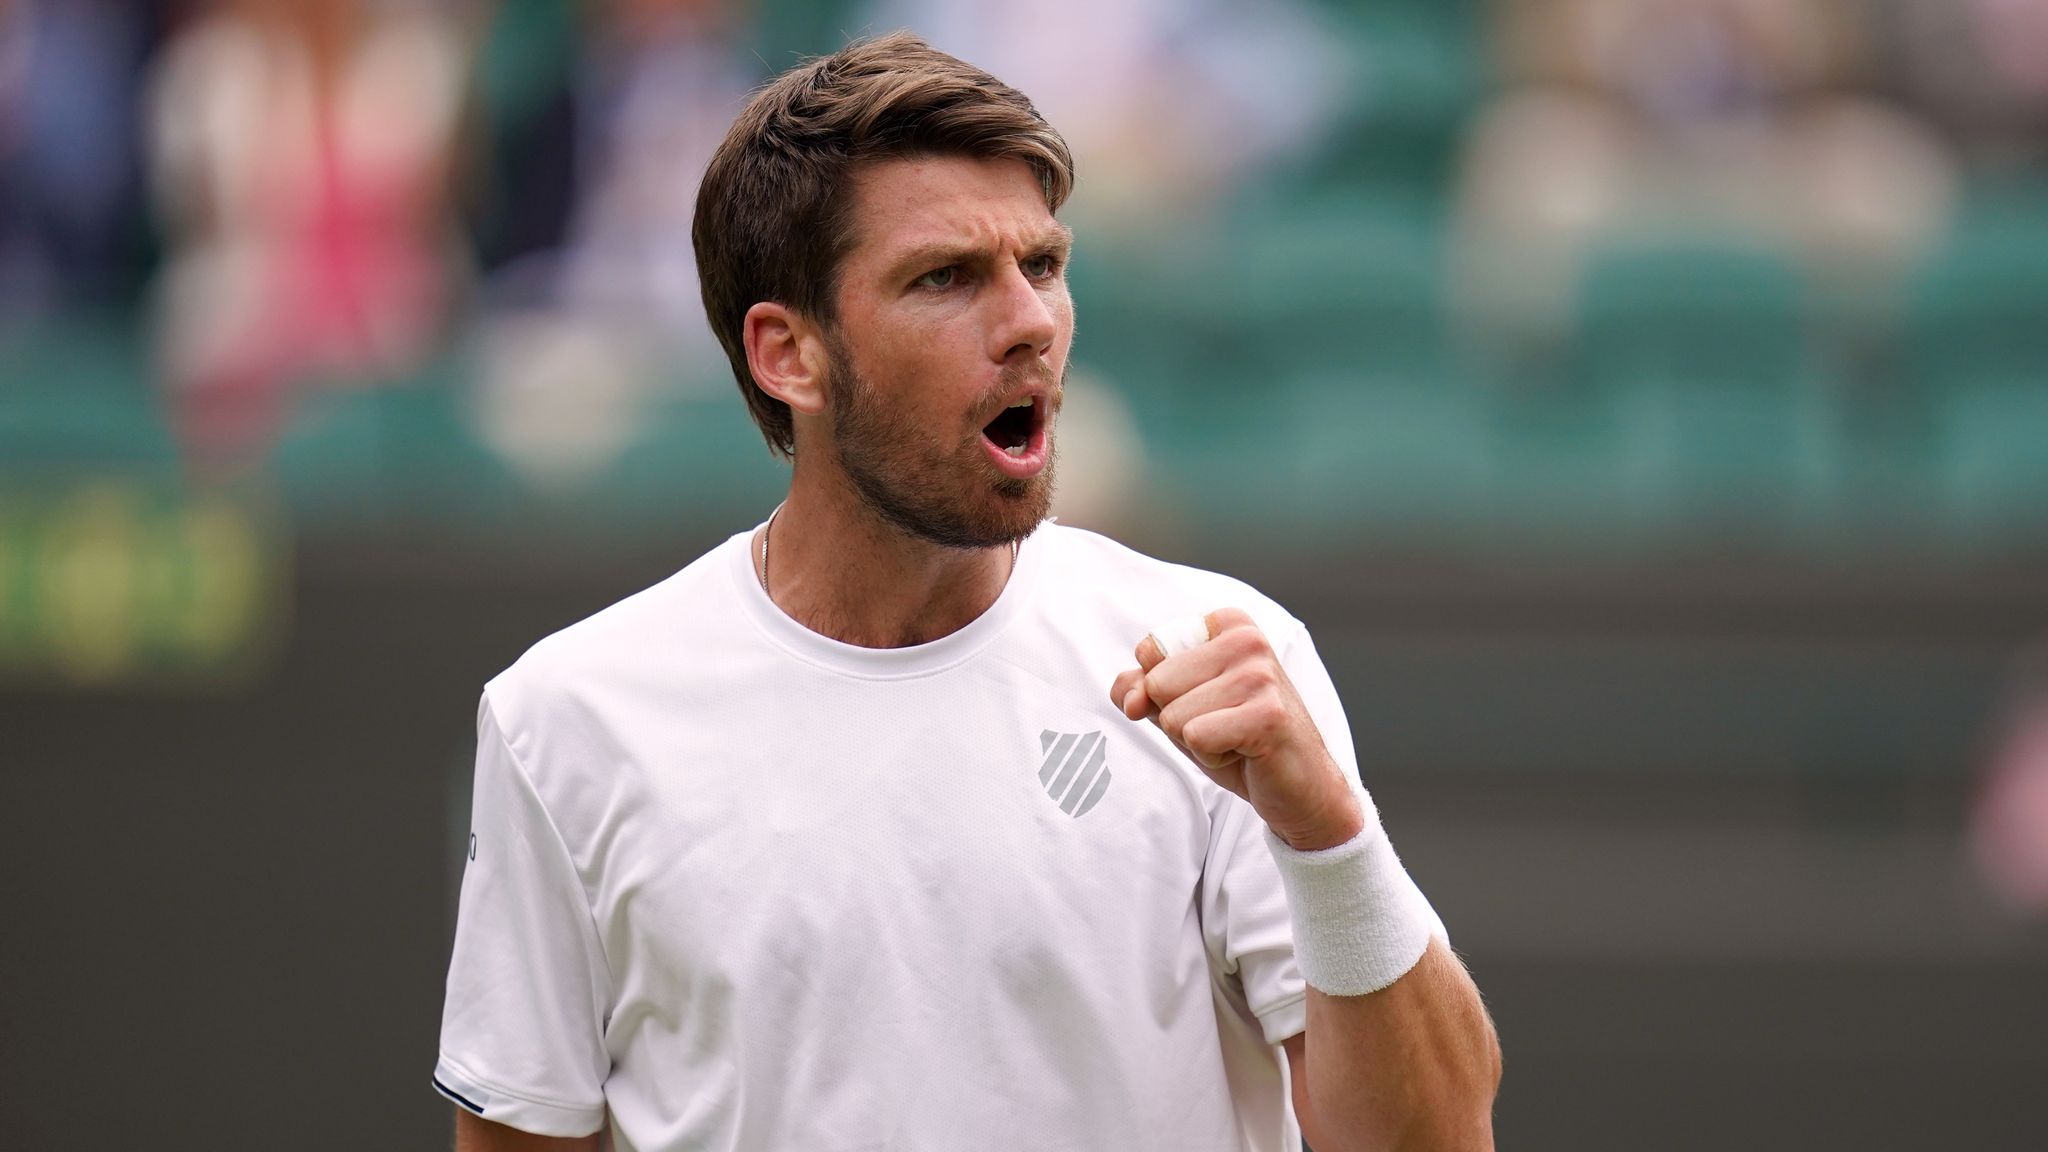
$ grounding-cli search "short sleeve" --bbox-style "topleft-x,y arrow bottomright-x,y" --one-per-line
1201,794 -> 1310,1045
433,694 -> 610,1137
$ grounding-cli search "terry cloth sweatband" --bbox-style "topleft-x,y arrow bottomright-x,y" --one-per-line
1265,790 -> 1436,996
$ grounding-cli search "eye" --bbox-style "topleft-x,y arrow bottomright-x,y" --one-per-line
914,266 -> 957,289
1022,254 -> 1059,279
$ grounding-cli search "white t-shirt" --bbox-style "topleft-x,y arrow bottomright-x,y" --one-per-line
434,522 -> 1432,1151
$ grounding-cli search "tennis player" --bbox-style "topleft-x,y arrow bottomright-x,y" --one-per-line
434,31 -> 1500,1152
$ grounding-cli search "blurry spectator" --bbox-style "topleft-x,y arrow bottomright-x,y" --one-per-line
1972,645 -> 2048,914
862,0 -> 1347,233
1455,0 -> 1958,347
465,0 -> 755,489
145,0 -> 469,465
475,0 -> 750,336
1496,0 -> 1857,121
0,0 -> 155,321
560,0 -> 753,339
466,0 -> 580,282
1883,0 -> 2048,172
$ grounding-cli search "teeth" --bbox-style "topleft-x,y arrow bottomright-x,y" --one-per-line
1008,399 -> 1032,409
1004,444 -> 1027,457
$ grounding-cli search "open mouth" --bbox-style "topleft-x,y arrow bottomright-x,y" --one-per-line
981,396 -> 1041,457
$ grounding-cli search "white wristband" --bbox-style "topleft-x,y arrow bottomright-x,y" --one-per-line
1265,792 -> 1437,997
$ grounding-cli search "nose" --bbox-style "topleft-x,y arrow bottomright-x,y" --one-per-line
988,262 -> 1060,365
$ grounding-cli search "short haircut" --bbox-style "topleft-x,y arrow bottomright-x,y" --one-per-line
693,31 -> 1076,458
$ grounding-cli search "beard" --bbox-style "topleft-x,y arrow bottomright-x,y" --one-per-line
824,336 -> 1059,551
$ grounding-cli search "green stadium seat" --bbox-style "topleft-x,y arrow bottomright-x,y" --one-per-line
1280,372 -> 1488,535
746,0 -> 870,62
0,318 -> 176,473
273,365 -> 529,529
607,385 -> 792,523
472,0 -> 577,130
1905,206 -> 2048,544
1083,195 -> 1455,530
1564,239 -> 1832,537
1229,194 -> 1447,382
1290,0 -> 1487,194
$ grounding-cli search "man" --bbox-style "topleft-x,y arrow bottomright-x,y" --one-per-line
434,31 -> 1500,1152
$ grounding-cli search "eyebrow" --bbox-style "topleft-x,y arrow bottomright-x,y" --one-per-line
883,224 -> 1075,280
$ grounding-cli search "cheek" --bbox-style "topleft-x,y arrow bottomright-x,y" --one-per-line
854,322 -> 946,392
867,340 -> 982,432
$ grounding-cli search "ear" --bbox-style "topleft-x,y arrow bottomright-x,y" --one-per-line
743,301 -> 829,417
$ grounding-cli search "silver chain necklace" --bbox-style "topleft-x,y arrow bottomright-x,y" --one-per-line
756,504 -> 780,593
756,504 -> 1019,595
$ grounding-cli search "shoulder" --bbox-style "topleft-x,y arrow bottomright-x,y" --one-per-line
483,532 -> 748,751
1034,523 -> 1307,647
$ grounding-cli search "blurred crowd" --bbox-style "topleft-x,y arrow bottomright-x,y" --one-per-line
0,0 -> 1341,478
1,0 -> 752,472
1,0 -> 2045,480
1457,0 -> 2048,354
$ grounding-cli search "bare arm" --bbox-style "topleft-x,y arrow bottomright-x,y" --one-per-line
455,1109 -> 603,1152
1285,940 -> 1502,1152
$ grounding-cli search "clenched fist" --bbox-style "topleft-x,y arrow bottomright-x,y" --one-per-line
1110,608 -> 1365,851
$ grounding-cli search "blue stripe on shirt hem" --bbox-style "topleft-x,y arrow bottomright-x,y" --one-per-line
434,1075 -> 486,1115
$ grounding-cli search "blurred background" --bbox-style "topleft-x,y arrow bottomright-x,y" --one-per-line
3,0 -> 2046,1147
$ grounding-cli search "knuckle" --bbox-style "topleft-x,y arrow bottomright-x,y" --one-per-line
1230,662 -> 1276,698
1222,626 -> 1268,661
1214,606 -> 1253,631
1247,695 -> 1286,731
1158,707 -> 1188,744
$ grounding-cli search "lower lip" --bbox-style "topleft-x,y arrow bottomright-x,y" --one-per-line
981,420 -> 1048,478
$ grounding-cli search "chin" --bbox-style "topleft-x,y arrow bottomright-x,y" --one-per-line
934,489 -> 1048,550
986,468 -> 1056,536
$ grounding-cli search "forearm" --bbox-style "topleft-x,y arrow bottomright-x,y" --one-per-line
1303,937 -> 1501,1152
1266,790 -> 1501,1150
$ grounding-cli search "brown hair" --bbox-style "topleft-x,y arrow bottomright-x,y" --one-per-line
693,31 -> 1075,457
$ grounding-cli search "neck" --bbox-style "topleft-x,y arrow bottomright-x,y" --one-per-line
756,472 -> 1021,649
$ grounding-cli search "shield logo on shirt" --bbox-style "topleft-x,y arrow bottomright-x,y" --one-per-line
1038,730 -> 1112,817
